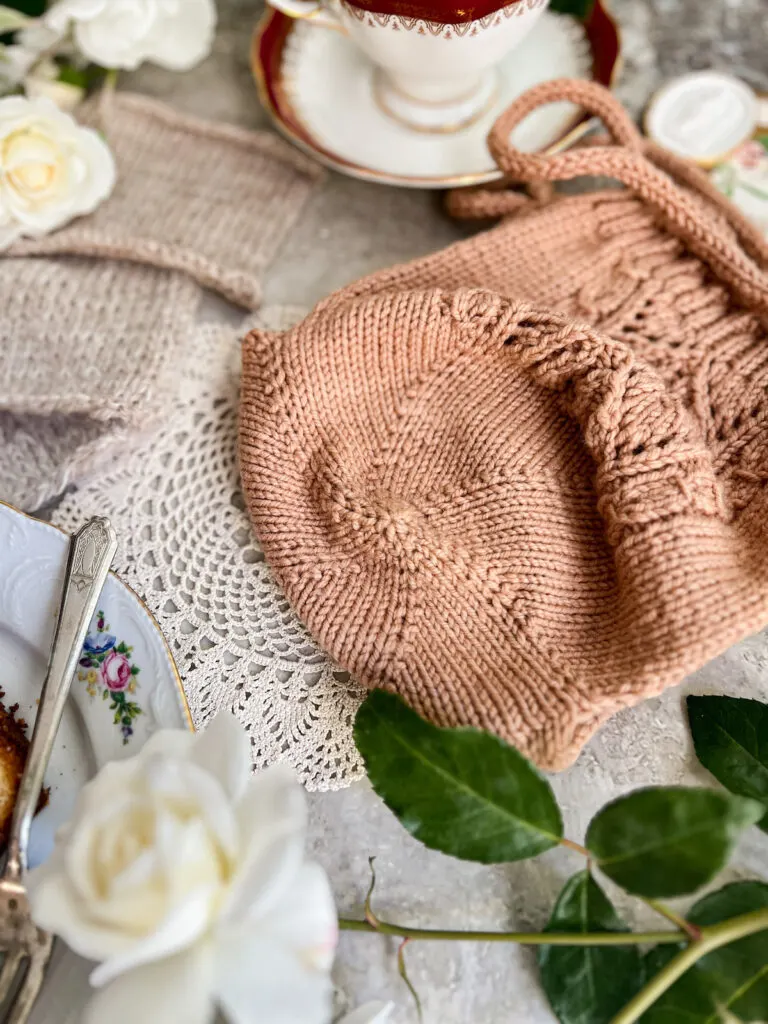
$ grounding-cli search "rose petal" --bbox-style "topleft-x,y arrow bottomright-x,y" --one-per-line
214,930 -> 333,1024
71,0 -> 158,70
152,809 -> 231,915
0,98 -> 115,240
91,885 -> 218,988
221,767 -> 308,924
340,1003 -> 396,1024
257,862 -> 338,972
64,788 -> 139,904
136,725 -> 197,762
0,218 -> 22,249
45,0 -> 106,34
84,943 -> 215,1024
142,0 -> 216,71
236,764 -> 307,845
143,755 -> 239,863
190,713 -> 251,804
0,94 -> 41,124
28,866 -> 136,962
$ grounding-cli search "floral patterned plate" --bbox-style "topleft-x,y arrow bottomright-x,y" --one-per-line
0,500 -> 191,870
711,129 -> 768,238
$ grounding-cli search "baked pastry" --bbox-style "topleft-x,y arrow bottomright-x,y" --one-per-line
0,691 -> 48,846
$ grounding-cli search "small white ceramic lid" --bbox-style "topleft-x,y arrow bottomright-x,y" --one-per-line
646,70 -> 758,165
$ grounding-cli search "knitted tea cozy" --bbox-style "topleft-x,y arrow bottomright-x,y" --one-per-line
240,80 -> 768,770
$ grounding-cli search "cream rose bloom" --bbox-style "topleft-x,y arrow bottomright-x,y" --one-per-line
340,1003 -> 395,1023
28,715 -> 338,1024
45,0 -> 217,71
0,94 -> 114,248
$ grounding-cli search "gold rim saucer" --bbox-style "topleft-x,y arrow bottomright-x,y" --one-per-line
251,0 -> 622,188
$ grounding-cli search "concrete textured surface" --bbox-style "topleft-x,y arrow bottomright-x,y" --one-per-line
126,3 -> 768,1021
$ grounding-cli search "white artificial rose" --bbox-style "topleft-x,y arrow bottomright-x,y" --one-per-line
45,0 -> 216,71
28,715 -> 338,1024
339,1003 -> 395,1023
0,43 -> 37,93
24,59 -> 85,113
0,94 -> 115,249
0,23 -> 72,96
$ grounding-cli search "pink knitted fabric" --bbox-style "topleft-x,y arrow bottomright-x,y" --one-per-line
239,80 -> 768,770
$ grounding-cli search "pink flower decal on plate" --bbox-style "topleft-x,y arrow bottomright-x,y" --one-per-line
734,139 -> 766,170
101,650 -> 132,692
78,610 -> 142,744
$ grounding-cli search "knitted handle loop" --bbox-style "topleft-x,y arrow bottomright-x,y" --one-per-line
642,139 -> 768,268
488,78 -> 644,166
460,78 -> 768,314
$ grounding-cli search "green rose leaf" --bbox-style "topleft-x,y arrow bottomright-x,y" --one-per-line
687,695 -> 768,833
353,690 -> 563,863
550,0 -> 594,19
539,871 -> 643,1024
586,787 -> 764,897
642,882 -> 768,1023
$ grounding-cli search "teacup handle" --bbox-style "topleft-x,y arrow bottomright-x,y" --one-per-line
267,0 -> 343,30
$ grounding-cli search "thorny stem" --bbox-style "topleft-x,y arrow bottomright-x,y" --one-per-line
338,918 -> 684,946
340,907 -> 768,1023
397,939 -> 423,1024
364,857 -> 379,928
349,851 -> 768,1022
609,905 -> 768,1024
345,853 -> 682,946
103,67 -> 119,92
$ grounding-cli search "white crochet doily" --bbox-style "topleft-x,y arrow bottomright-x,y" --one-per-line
53,310 -> 366,790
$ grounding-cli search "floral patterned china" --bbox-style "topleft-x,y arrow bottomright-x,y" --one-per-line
0,501 -> 191,870
711,118 -> 768,238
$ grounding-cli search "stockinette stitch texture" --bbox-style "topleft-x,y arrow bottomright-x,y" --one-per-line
0,89 -> 322,511
239,79 -> 768,770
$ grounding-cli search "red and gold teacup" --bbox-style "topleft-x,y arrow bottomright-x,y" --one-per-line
267,0 -> 550,131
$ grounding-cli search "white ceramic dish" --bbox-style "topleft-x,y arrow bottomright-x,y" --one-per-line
0,501 -> 192,1023
253,7 -> 615,187
0,500 -> 191,865
645,70 -> 759,167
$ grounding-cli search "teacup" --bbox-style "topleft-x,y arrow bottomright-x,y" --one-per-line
267,0 -> 550,132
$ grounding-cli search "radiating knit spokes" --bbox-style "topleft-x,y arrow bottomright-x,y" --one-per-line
239,284 -> 768,770
240,81 -> 768,768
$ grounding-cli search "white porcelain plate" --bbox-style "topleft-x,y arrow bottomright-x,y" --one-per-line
0,501 -> 191,870
254,9 -> 605,187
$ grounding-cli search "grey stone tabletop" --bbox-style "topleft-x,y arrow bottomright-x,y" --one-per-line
125,3 -> 768,1021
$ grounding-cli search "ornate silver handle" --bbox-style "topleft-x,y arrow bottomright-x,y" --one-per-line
6,517 -> 117,879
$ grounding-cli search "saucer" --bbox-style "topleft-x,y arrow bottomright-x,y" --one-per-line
252,1 -> 621,187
